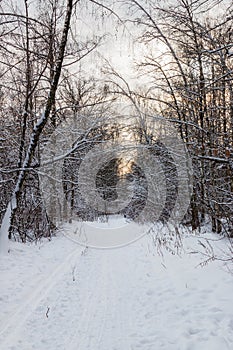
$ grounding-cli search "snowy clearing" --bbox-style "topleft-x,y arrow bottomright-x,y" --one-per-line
0,224 -> 233,350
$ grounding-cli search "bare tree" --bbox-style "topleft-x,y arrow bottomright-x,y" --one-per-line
120,0 -> 233,235
0,0 -> 74,252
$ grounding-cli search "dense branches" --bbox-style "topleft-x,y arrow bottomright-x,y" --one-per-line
0,0 -> 74,249
0,0 -> 232,250
127,0 -> 233,235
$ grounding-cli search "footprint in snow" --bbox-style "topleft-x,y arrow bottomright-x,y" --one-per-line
146,289 -> 155,296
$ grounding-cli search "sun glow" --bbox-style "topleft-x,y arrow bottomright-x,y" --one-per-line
118,159 -> 133,176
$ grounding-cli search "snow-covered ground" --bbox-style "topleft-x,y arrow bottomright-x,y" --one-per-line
0,222 -> 233,350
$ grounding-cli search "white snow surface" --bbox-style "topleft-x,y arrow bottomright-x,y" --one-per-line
0,221 -> 233,350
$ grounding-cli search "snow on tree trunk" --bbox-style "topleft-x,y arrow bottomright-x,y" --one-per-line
0,196 -> 16,254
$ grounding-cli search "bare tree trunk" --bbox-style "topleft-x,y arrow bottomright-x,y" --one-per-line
17,0 -> 32,174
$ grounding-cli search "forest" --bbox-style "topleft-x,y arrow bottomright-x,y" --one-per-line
0,0 -> 232,248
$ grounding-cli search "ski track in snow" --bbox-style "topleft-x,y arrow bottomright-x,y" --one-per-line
0,245 -> 82,349
0,230 -> 233,350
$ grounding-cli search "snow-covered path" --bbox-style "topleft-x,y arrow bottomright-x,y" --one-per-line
0,230 -> 233,350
